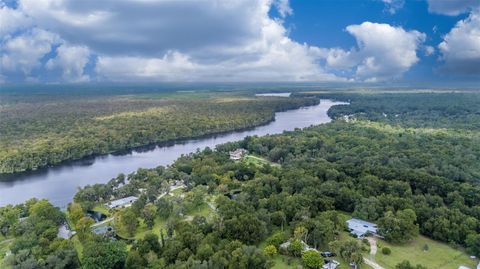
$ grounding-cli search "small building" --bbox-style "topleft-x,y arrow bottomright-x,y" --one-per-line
323,260 -> 340,269
229,148 -> 248,160
106,196 -> 138,209
346,218 -> 378,238
92,225 -> 114,235
57,224 -> 76,239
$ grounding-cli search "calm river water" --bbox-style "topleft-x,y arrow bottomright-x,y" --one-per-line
0,99 -> 345,208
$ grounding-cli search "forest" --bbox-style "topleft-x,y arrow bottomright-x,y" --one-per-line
0,89 -> 317,173
1,90 -> 480,269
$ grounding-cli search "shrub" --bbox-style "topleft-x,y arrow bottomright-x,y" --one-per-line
382,247 -> 392,255
302,250 -> 323,269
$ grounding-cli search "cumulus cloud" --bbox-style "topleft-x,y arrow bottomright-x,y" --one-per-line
46,44 -> 90,82
0,0 -> 426,83
323,22 -> 426,81
0,2 -> 32,36
427,0 -> 480,16
438,10 -> 480,75
1,28 -> 60,76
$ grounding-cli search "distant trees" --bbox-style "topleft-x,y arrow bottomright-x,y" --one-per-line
0,94 -> 318,173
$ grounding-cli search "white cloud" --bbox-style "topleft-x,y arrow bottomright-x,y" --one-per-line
427,0 -> 480,16
46,44 -> 90,82
274,0 -> 293,18
438,10 -> 480,75
381,0 -> 405,14
425,45 -> 435,56
323,22 -> 425,81
0,3 -> 32,37
1,28 -> 59,75
0,0 -> 426,82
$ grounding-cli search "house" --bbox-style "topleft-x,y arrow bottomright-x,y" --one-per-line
346,218 -> 378,238
229,148 -> 248,160
106,196 -> 138,209
279,240 -> 317,253
323,260 -> 340,269
92,225 -> 114,235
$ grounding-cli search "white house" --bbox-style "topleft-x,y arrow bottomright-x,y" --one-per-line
229,148 -> 248,160
106,196 -> 138,209
346,218 -> 378,238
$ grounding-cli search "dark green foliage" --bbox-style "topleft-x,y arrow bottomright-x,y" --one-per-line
82,239 -> 127,269
382,247 -> 392,255
0,92 -> 317,173
395,260 -> 428,269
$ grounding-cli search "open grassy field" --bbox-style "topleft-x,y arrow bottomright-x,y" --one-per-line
243,154 -> 280,167
374,235 -> 477,269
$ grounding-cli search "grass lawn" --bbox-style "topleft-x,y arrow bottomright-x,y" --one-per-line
187,203 -> 212,219
374,235 -> 477,269
133,216 -> 167,240
92,204 -> 111,216
71,235 -> 84,260
272,255 -> 302,269
243,155 -> 280,167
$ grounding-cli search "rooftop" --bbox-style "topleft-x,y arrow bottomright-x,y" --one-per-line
346,218 -> 378,237
106,196 -> 138,209
92,225 -> 114,235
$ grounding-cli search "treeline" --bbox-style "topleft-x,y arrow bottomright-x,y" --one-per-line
297,91 -> 480,130
0,95 -> 318,173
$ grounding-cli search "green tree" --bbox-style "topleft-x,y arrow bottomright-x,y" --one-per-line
118,208 -> 139,237
82,240 -> 127,269
264,245 -> 277,258
302,250 -> 323,269
378,209 -> 419,243
75,216 -> 94,241
395,260 -> 428,269
125,250 -> 145,269
142,204 -> 157,229
288,240 -> 304,257
329,239 -> 363,266
68,202 -> 84,225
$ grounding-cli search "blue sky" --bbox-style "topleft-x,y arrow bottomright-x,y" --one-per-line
1,0 -> 479,84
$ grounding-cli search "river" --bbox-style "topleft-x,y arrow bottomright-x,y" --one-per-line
0,99 -> 345,208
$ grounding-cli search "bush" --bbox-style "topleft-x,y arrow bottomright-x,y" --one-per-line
362,238 -> 369,245
302,250 -> 323,269
382,247 -> 392,255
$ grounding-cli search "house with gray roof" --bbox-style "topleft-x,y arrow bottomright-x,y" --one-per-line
346,218 -> 379,238
106,196 -> 138,209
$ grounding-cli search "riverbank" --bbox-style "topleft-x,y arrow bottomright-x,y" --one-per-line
0,99 -> 346,207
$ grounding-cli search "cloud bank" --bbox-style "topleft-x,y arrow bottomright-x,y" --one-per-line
1,0 -> 433,83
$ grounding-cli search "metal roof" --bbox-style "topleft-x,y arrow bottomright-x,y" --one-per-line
346,218 -> 378,237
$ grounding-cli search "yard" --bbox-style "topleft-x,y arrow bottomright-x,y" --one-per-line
243,154 -> 280,167
374,235 -> 477,269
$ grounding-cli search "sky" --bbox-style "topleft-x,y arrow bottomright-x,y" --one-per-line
0,0 -> 479,84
